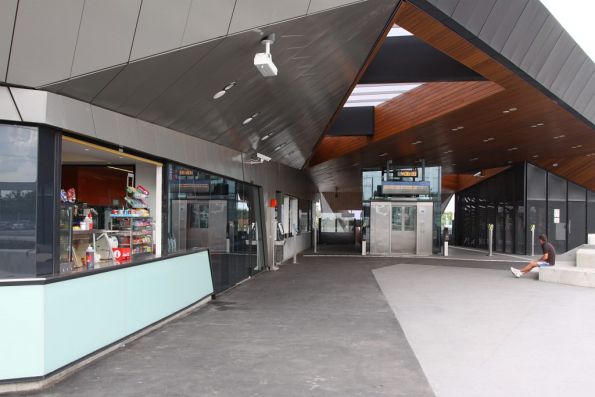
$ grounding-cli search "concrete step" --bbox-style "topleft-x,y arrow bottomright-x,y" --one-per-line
539,265 -> 595,288
576,248 -> 595,268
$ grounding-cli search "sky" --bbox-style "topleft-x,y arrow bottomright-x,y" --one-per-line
539,0 -> 595,62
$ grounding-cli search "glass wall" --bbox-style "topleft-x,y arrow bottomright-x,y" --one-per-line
455,163 -> 525,254
0,125 -> 38,277
456,162 -> 594,254
589,190 -> 595,236
167,163 -> 264,293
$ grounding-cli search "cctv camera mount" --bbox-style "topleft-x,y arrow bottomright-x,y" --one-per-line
261,34 -> 276,54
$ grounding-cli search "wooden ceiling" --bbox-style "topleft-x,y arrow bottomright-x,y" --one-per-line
307,1 -> 595,192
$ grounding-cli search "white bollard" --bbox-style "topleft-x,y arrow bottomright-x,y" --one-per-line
226,238 -> 230,253
444,241 -> 448,257
293,253 -> 297,264
362,240 -> 367,256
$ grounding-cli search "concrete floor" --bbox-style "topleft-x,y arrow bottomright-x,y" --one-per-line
28,256 -> 434,397
374,263 -> 595,397
21,251 -> 595,397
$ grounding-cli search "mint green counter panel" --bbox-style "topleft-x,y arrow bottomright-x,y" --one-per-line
44,251 -> 213,374
0,285 -> 45,380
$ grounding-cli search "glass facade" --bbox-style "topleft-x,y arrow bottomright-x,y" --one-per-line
167,163 -> 265,293
455,162 -> 594,254
0,124 -> 60,278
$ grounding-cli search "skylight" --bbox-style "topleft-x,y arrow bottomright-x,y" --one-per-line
387,25 -> 413,37
539,0 -> 595,62
344,83 -> 423,107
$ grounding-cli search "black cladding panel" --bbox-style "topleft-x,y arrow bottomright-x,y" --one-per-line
327,107 -> 375,136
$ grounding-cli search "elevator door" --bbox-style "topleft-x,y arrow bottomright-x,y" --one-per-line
391,205 -> 416,254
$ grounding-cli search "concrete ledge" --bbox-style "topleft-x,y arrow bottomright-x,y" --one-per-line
539,266 -> 595,288
576,248 -> 595,269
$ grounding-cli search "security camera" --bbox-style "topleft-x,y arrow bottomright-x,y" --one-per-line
254,34 -> 277,77
256,152 -> 272,162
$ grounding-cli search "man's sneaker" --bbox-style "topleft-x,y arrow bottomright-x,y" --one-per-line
510,267 -> 522,278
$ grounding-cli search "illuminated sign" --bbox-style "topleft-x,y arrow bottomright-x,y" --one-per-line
396,168 -> 418,178
178,169 -> 194,176
381,181 -> 430,195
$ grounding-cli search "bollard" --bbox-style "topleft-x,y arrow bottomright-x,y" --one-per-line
444,241 -> 448,257
293,253 -> 298,264
313,228 -> 317,254
226,238 -> 230,253
531,225 -> 535,255
362,240 -> 367,256
487,224 -> 494,256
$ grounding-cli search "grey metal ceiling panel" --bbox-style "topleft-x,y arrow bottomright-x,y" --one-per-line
228,0 -> 310,34
561,59 -> 595,106
93,39 -> 221,117
307,0 -> 363,14
45,92 -> 96,138
535,31 -> 575,89
501,0 -> 549,65
550,46 -> 588,98
130,0 -> 192,61
7,0 -> 84,87
585,97 -> 595,123
451,0 -> 497,36
49,65 -> 125,103
573,74 -> 595,114
519,15 -> 563,80
30,0 -> 398,169
0,0 -> 17,82
181,0 -> 235,46
92,105 -> 124,146
71,0 -> 141,76
0,87 -> 21,121
478,0 -> 529,53
431,0 -> 460,16
134,119 -> 160,155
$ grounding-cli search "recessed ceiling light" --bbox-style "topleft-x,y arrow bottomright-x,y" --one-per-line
443,150 -> 454,154
507,147 -> 518,151
469,157 -> 478,162
412,140 -> 422,145
84,148 -> 90,151
509,107 -> 517,111
532,154 -> 539,158
379,152 -> 388,157
274,143 -> 286,152
242,113 -> 259,125
451,126 -> 464,131
553,134 -> 566,139
536,122 -> 544,126
213,81 -> 237,99
587,153 -> 595,157
553,163 -> 559,167
502,110 -> 510,114
571,144 -> 583,149
261,133 -> 272,141
507,160 -> 513,164
213,90 -> 226,99
353,163 -> 359,167
483,137 -> 495,142
452,163 -> 457,166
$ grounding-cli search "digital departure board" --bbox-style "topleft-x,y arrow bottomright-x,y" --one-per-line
395,168 -> 418,178
381,181 -> 430,195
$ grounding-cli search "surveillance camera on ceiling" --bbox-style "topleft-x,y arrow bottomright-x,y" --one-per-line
256,152 -> 272,162
254,34 -> 278,77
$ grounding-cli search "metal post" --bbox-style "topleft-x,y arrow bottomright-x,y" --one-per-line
530,224 -> 535,256
487,224 -> 494,256
362,240 -> 367,256
444,241 -> 448,256
313,227 -> 317,253
293,253 -> 298,264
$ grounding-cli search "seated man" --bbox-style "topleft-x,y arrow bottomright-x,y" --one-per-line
511,234 -> 556,278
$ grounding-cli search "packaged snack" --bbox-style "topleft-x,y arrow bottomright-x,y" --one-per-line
67,188 -> 76,203
60,189 -> 67,203
136,185 -> 149,196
